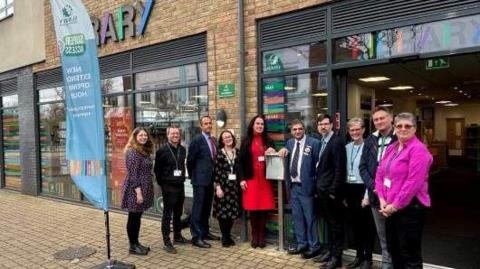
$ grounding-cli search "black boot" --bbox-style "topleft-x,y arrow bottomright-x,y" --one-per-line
163,240 -> 177,254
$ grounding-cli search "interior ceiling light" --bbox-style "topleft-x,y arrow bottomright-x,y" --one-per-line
444,103 -> 459,107
459,90 -> 463,93
435,100 -> 451,104
454,86 -> 459,90
359,76 -> 390,82
312,93 -> 328,97
389,85 -> 414,90
379,103 -> 393,107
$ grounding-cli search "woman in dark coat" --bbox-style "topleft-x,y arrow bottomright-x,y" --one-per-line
213,130 -> 241,247
121,127 -> 154,255
239,115 -> 277,248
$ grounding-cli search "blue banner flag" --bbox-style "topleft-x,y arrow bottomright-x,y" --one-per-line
50,0 -> 108,210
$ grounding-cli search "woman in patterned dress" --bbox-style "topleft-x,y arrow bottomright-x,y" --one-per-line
239,115 -> 277,248
213,130 -> 241,247
121,127 -> 154,255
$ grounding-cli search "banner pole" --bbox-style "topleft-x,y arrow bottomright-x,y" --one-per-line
104,211 -> 111,262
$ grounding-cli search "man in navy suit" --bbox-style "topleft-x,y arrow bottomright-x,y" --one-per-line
280,119 -> 322,259
314,114 -> 347,269
187,115 -> 220,248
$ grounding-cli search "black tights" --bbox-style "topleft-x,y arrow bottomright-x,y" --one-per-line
249,211 -> 268,244
218,218 -> 234,242
127,212 -> 143,245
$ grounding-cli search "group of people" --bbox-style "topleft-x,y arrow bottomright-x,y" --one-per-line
120,107 -> 433,269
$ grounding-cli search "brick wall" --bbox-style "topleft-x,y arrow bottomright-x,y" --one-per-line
35,0 -> 330,137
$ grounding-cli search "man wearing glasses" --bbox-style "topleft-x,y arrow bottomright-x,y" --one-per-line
314,114 -> 347,269
359,107 -> 397,269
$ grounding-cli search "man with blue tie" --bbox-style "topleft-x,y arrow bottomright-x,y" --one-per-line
315,114 -> 347,269
279,119 -> 322,259
187,115 -> 221,248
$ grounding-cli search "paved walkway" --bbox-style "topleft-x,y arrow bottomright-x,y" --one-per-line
0,190 -> 335,269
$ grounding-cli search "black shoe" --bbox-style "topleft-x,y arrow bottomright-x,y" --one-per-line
137,242 -> 150,253
360,260 -> 373,269
192,239 -> 211,248
313,251 -> 330,263
227,237 -> 235,246
320,257 -> 342,269
288,246 -> 307,255
204,233 -> 221,240
174,234 -> 191,244
129,244 -> 148,255
346,257 -> 364,268
302,248 -> 322,259
163,241 -> 177,254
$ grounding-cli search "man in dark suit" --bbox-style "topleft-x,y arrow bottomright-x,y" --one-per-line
315,114 -> 347,269
279,119 -> 322,259
187,115 -> 220,248
154,126 -> 189,254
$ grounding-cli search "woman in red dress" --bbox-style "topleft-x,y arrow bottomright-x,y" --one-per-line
239,115 -> 277,248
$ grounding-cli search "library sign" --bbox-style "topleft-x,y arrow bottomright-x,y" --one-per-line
336,13 -> 480,62
90,0 -> 154,46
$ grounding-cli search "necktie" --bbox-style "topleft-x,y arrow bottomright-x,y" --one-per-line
290,142 -> 300,178
319,139 -> 326,157
209,136 -> 217,159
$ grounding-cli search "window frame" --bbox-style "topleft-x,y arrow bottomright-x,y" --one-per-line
0,0 -> 14,21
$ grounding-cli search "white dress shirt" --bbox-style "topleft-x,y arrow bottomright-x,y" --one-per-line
290,135 -> 306,183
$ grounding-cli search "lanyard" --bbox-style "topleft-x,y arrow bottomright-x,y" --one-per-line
222,148 -> 236,174
378,136 -> 386,162
385,145 -> 402,179
350,143 -> 363,172
167,143 -> 180,170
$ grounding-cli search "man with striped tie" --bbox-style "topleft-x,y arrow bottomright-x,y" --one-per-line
279,119 -> 321,259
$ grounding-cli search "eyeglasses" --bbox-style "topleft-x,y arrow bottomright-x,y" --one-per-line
395,124 -> 414,130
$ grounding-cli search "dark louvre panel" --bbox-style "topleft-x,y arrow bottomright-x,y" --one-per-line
259,7 -> 327,49
132,34 -> 207,72
0,79 -> 17,95
331,0 -> 480,35
99,52 -> 131,77
35,68 -> 63,89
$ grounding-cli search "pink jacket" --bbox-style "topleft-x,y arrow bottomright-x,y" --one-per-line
375,136 -> 432,210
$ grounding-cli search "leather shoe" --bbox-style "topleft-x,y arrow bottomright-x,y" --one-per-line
137,242 -> 150,253
312,251 -> 330,263
163,241 -> 177,254
174,234 -> 191,244
204,233 -> 221,240
320,257 -> 341,269
227,237 -> 235,246
250,239 -> 258,248
302,247 -> 322,259
192,239 -> 211,248
346,257 -> 364,268
288,246 -> 307,255
129,244 -> 148,255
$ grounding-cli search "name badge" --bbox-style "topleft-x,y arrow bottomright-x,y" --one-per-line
384,178 -> 392,188
348,175 -> 356,182
228,174 -> 237,181
258,156 -> 265,162
174,170 -> 182,177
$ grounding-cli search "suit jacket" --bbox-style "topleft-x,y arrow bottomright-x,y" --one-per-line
284,136 -> 320,196
187,133 -> 216,186
315,133 -> 347,199
359,129 -> 397,208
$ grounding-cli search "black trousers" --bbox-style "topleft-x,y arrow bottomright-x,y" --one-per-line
218,218 -> 234,242
318,195 -> 344,259
386,199 -> 426,269
345,184 -> 375,261
161,183 -> 185,242
190,184 -> 214,241
127,212 -> 143,245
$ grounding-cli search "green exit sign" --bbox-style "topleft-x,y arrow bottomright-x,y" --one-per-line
426,57 -> 449,70
218,83 -> 235,98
